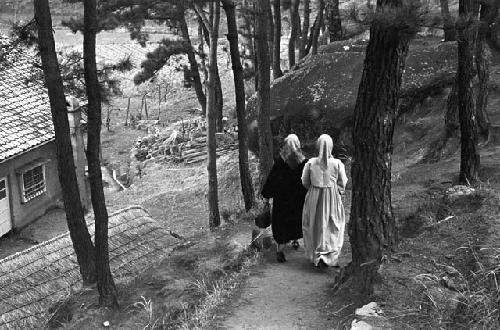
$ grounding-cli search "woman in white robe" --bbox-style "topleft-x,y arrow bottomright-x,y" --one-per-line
301,134 -> 348,267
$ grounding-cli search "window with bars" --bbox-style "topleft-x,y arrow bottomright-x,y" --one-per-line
21,165 -> 46,202
0,179 -> 6,200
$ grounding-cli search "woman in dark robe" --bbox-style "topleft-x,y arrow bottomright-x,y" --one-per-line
262,134 -> 308,262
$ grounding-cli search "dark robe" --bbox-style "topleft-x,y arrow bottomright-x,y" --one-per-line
261,157 -> 308,244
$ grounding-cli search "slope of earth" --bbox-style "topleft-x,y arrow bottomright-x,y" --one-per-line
216,58 -> 500,330
247,37 -> 457,148
322,60 -> 500,328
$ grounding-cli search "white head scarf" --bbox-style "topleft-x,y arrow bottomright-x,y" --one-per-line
317,134 -> 333,169
280,134 -> 305,169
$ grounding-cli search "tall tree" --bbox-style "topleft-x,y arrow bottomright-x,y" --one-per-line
348,0 -> 416,294
310,0 -> 325,55
457,0 -> 480,184
255,0 -> 274,187
272,0 -> 283,78
198,17 -> 209,94
178,4 -> 208,116
440,0 -> 456,41
196,0 -> 222,228
288,0 -> 301,68
326,0 -> 342,42
237,0 -> 256,70
195,3 -> 225,132
34,0 -> 96,285
222,0 -> 255,211
267,3 -> 275,71
83,0 -> 119,307
475,1 -> 497,141
299,0 -> 311,59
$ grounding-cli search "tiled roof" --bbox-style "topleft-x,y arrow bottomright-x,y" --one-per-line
0,206 -> 180,329
0,37 -> 55,162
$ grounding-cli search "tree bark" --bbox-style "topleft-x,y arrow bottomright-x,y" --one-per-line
34,0 -> 96,285
240,4 -> 256,68
256,0 -> 274,188
349,0 -> 412,295
83,0 -> 119,308
457,0 -> 480,184
214,65 -> 224,132
268,4 -> 275,71
311,0 -> 325,55
476,3 -> 492,141
179,9 -> 207,117
440,0 -> 456,41
207,0 -> 221,228
272,0 -> 283,78
288,0 -> 300,68
195,3 -> 224,132
198,17 -> 209,97
299,0 -> 311,59
222,0 -> 255,211
445,78 -> 460,134
326,0 -> 342,42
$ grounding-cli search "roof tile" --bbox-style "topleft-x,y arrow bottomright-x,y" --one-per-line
0,37 -> 55,161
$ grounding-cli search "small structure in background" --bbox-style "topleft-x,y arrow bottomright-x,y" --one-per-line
0,36 -> 89,237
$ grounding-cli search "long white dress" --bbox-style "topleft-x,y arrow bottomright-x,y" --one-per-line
301,157 -> 347,266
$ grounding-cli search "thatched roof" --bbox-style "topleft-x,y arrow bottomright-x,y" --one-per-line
0,206 -> 180,329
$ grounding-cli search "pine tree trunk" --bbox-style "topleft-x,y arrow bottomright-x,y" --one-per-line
440,0 -> 456,41
256,0 -> 274,188
214,67 -> 224,132
349,0 -> 412,294
272,0 -> 283,78
476,6 -> 492,141
34,0 -> 96,285
207,1 -> 221,228
241,10 -> 256,68
445,78 -> 460,133
83,0 -> 119,308
311,0 -> 325,55
198,17 -> 209,97
222,0 -> 255,211
288,0 -> 300,68
326,0 -> 342,42
457,0 -> 480,184
179,11 -> 207,117
299,0 -> 311,59
268,6 -> 275,71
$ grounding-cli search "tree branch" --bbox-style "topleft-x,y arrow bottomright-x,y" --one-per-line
193,2 -> 212,33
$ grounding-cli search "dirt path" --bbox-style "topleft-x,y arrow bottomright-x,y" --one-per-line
218,241 -> 349,330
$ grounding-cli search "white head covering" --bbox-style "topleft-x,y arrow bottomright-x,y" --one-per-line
317,134 -> 333,169
280,134 -> 305,169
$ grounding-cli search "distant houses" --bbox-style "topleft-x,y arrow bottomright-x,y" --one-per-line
0,36 -> 88,237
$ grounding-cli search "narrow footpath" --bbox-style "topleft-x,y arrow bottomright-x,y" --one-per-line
218,242 -> 349,329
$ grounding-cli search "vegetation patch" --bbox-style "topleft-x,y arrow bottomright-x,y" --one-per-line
45,220 -> 261,329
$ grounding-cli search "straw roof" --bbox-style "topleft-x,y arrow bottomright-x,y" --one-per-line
0,206 -> 180,329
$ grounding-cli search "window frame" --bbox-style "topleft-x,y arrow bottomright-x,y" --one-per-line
18,161 -> 47,203
0,177 -> 7,201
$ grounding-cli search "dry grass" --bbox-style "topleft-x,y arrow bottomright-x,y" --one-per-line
174,249 -> 261,330
50,219 -> 262,330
